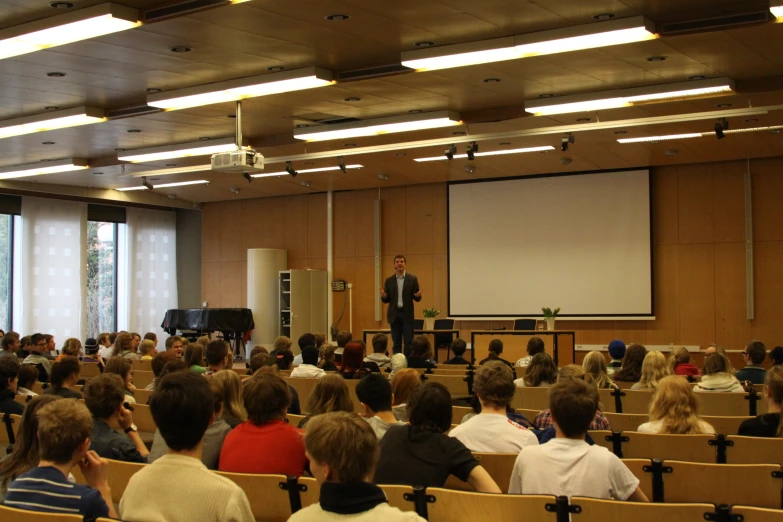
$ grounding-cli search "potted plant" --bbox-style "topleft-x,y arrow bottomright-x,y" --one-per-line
422,307 -> 440,330
542,307 -> 560,331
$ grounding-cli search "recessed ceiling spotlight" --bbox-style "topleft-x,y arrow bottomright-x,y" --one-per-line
165,163 -> 177,167
114,148 -> 126,152
394,152 -> 407,156
170,46 -> 191,53
716,103 -> 733,108
301,180 -> 311,187
325,14 -> 350,21
592,13 -> 616,20
689,75 -> 707,80
304,162 -> 315,165
92,172 -> 103,175
146,88 -> 162,93
614,130 -> 628,135
538,93 -> 554,98
378,173 -> 389,180
296,124 -> 309,128
149,178 -> 160,181
483,78 -> 501,83
44,106 -> 59,111
49,1 -> 74,8
499,142 -> 511,146
576,117 -> 591,122
42,141 -> 56,145
267,66 -> 285,72
665,149 -> 678,156
453,131 -> 466,136
646,56 -> 667,62
198,136 -> 211,140
47,72 -> 66,77
344,97 -> 361,102
745,118 -> 759,123
227,114 -> 237,119
127,129 -> 142,133
415,41 -> 435,48
408,110 -> 422,114
344,143 -> 357,148
771,129 -> 781,134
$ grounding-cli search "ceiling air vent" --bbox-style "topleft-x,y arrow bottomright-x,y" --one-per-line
337,64 -> 412,82
144,0 -> 230,22
107,105 -> 162,120
660,11 -> 769,35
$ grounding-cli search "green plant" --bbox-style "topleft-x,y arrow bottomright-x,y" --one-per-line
422,307 -> 440,318
541,307 -> 561,318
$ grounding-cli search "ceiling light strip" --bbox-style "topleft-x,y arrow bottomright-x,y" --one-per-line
250,164 -> 363,178
0,106 -> 106,139
414,146 -> 554,162
618,124 -> 783,143
118,137 -> 240,163
0,158 -> 88,180
771,4 -> 783,17
293,111 -> 461,142
116,180 -> 209,191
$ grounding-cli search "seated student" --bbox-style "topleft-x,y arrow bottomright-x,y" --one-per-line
44,356 -> 83,399
613,344 -> 648,383
515,336 -> 545,367
631,351 -> 671,391
0,331 -> 20,362
406,335 -> 436,370
582,351 -> 615,389
289,412 -> 426,522
208,369 -> 248,428
184,343 -> 207,374
390,368 -> 421,422
0,357 -> 24,415
139,339 -> 156,360
56,338 -> 82,361
249,353 -> 302,415
120,372 -> 253,522
449,362 -> 538,452
668,346 -> 700,378
509,377 -> 647,501
694,353 -> 744,392
735,340 -> 768,385
365,333 -> 392,370
17,335 -> 32,360
81,338 -> 105,372
112,332 -> 140,360
5,399 -> 118,519
23,333 -> 52,382
273,348 -> 295,371
219,372 -> 308,476
444,339 -> 470,365
739,365 -> 783,437
143,331 -> 158,350
293,333 -> 315,366
245,345 -> 269,373
299,374 -> 355,429
479,339 -> 515,371
515,352 -> 557,388
147,350 -> 180,391
637,376 -> 715,434
164,335 -> 184,358
16,364 -> 39,397
389,353 -> 407,376
291,346 -> 327,378
334,330 -> 353,365
204,339 -> 231,376
319,344 -> 340,372
356,373 -> 405,439
340,341 -> 381,379
105,356 -> 137,403
606,340 -> 626,375
272,335 -> 294,359
770,346 -> 783,367
83,373 -> 149,462
534,365 -> 611,431
98,332 -> 114,359
374,382 -> 501,492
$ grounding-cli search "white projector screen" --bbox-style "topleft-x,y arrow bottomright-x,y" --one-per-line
448,170 -> 652,317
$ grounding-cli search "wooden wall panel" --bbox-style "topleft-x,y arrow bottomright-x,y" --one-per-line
678,164 -> 714,245
712,165 -> 745,243
752,158 -> 783,242
432,183 -> 448,255
333,191 -> 355,258
677,244 -> 716,345
261,197 -> 286,249
652,165 -> 678,246
284,195 -> 309,261
202,262 -> 221,308
220,261 -> 242,308
307,194 -> 328,260
751,241 -> 783,344
380,187 -> 407,256
646,243 -> 679,345
240,198 -> 264,252
355,257 -> 382,332
201,203 -> 220,263
219,202 -> 243,262
354,190 -> 377,258
405,185 -> 434,255
332,256 -> 356,333
714,242 -> 749,350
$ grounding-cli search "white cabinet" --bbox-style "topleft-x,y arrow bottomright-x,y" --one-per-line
280,269 -> 328,353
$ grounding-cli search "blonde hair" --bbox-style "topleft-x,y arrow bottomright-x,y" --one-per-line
61,338 -> 82,357
209,370 -> 247,422
274,336 -> 292,352
649,375 -> 711,434
197,335 -> 210,347
637,351 -> 670,390
764,366 -> 783,437
139,339 -> 156,356
306,374 -> 354,415
305,412 -> 377,483
319,344 -> 336,368
668,347 -> 691,373
582,351 -> 614,389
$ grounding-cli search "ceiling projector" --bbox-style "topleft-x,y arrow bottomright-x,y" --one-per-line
211,149 -> 264,173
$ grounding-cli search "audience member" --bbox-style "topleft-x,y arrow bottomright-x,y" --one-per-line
248,345 -> 269,361
17,335 -> 32,359
98,332 -> 113,359
534,365 -> 611,431
739,365 -> 782,437
0,358 -> 23,415
105,356 -> 137,403
291,346 -> 326,378
130,333 -> 142,353
220,372 -> 307,476
735,340 -> 768,385
406,335 -> 436,370
139,339 -> 156,360
705,344 -> 735,373
16,364 -> 39,396
82,338 -> 105,372
300,374 -> 354,429
335,331 -> 353,364
158,360 -> 189,384
195,335 -> 210,348
293,333 -> 315,366
606,340 -> 626,375
319,344 -> 339,372
356,373 -> 405,439
4,399 -> 118,519
289,412 -> 426,522
613,344 -> 647,383
274,348 -> 295,371
274,335 -> 293,353
165,335 -> 184,358
391,368 -> 421,422
515,352 -> 557,388
631,351 -> 670,390
637,376 -> 715,434
365,333 -> 392,369
770,346 -> 783,367
480,339 -> 515,374
148,350 -> 180,391
314,332 -> 327,349
23,333 -> 52,382
0,331 -> 20,362
248,353 -> 301,415
83,373 -> 149,462
444,338 -> 470,365
340,341 -> 380,378
668,346 -> 700,377
0,396 -> 60,502
509,377 -> 647,501
694,353 -> 744,392
450,362 -> 538,452
143,332 -> 158,349
582,350 -> 615,389
389,353 -> 407,376
208,370 -> 248,428
57,338 -> 82,361
184,343 -> 207,374
120,372 -> 253,522
374,382 -> 501,492
515,336 -> 545,367
112,332 -> 140,360
204,339 -> 231,376
44,356 -> 83,399
42,334 -> 56,359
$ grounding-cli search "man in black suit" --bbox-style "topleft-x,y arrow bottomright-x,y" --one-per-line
380,255 -> 422,355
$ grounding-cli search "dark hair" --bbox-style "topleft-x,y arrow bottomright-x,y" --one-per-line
274,349 -> 294,370
250,353 -> 276,374
371,333 -> 388,354
298,333 -> 316,350
151,350 -> 180,377
151,372 -> 214,451
451,338 -> 467,357
409,336 -> 430,358
356,373 -> 393,413
527,337 -> 545,356
105,356 -> 132,384
306,374 -> 354,415
249,346 -> 268,359
0,357 -> 20,390
524,353 -> 558,387
159,360 -> 188,384
244,373 -> 290,424
184,343 -> 205,368
17,365 -> 39,390
613,344 -> 647,382
1,332 -> 19,351
746,340 -> 766,365
204,340 -> 229,366
84,373 -> 126,418
336,331 -> 353,348
770,346 -> 783,366
340,341 -> 367,375
30,333 -> 45,348
703,352 -> 731,375
20,336 -> 31,350
474,361 -> 515,408
111,332 -> 133,357
393,254 -> 406,263
549,377 -> 599,437
49,356 -> 81,389
488,339 -> 504,356
143,332 -> 157,342
302,346 -> 320,366
408,382 -> 452,433
314,333 -> 327,349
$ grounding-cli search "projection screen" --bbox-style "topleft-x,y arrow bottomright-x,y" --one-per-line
448,169 -> 652,317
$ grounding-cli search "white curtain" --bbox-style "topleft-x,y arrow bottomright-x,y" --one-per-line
21,197 -> 87,340
126,208 -> 177,341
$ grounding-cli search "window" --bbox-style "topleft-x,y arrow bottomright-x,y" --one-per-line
86,221 -> 118,336
0,214 -> 11,331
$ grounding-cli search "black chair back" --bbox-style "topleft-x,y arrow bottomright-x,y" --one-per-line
413,319 -> 425,330
513,319 -> 536,330
433,319 -> 455,329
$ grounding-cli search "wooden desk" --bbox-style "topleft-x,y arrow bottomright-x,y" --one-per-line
362,329 -> 460,362
470,330 -> 575,367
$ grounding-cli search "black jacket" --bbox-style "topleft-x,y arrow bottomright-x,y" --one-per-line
381,273 -> 421,324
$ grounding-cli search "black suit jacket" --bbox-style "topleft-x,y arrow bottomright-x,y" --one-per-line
381,272 -> 421,324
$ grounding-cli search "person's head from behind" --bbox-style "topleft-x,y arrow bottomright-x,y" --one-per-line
17,364 -> 39,391
745,340 -> 766,366
621,344 -> 648,372
274,349 -> 294,370
249,346 -> 268,360
705,344 -> 724,358
305,412 -> 377,485
20,336 -> 31,353
306,374 -> 353,415
1,331 -> 20,353
524,352 -> 558,386
151,350 -> 180,378
105,356 -> 133,390
474,361 -> 515,409
84,373 -> 126,420
764,365 -> 783,408
314,333 -> 327,349
165,335 -> 184,357
340,341 -> 366,373
390,353 -> 407,374
408,382 -> 451,433
608,340 -> 626,360
703,352 -> 731,376
250,353 -> 276,374
184,343 -> 205,368
208,370 -> 247,422
298,333 -> 316,350
557,364 -> 592,386
488,338 -> 504,358
336,331 -> 352,348
143,332 -> 157,346
526,337 -> 544,356
60,338 -> 82,357
356,373 -> 393,415
549,377 -> 599,438
770,346 -> 783,367
582,351 -> 608,378
409,335 -> 430,359
639,351 -> 669,387
112,332 -> 133,356
205,340 -> 230,370
450,338 -> 467,359
301,346 -> 320,366
371,333 -> 388,355
0,357 -> 20,392
151,372 -> 214,451
244,372 -> 290,425
139,339 -> 156,358
196,335 -> 210,348
159,360 -> 188,384
391,368 -> 420,406
0,395 -> 60,489
320,344 -> 337,365
669,346 -> 691,369
49,356 -> 81,390
273,336 -> 292,352
37,399 -> 93,465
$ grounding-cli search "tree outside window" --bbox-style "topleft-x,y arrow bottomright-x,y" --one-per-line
0,214 -> 10,331
86,221 -> 117,336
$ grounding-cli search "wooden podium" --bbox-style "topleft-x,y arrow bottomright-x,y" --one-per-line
470,330 -> 575,367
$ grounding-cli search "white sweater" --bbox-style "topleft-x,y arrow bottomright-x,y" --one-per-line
289,502 -> 425,522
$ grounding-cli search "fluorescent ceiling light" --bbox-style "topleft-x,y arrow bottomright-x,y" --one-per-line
0,158 -> 88,180
526,78 -> 736,116
414,145 -> 554,162
250,164 -> 363,178
118,137 -> 239,163
0,3 -> 139,61
617,124 -> 783,143
116,180 -> 210,191
0,106 -> 106,139
401,16 -> 655,71
294,111 -> 461,142
771,4 -> 783,17
147,67 -> 334,111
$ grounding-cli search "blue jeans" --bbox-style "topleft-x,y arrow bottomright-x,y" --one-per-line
391,313 -> 414,356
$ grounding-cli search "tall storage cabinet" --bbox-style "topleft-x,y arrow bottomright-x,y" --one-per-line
247,248 -> 287,353
279,269 -> 328,354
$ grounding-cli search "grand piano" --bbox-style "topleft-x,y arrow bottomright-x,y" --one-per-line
161,308 -> 254,358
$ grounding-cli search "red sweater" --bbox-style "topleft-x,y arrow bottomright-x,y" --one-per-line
674,363 -> 700,377
218,420 -> 307,476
